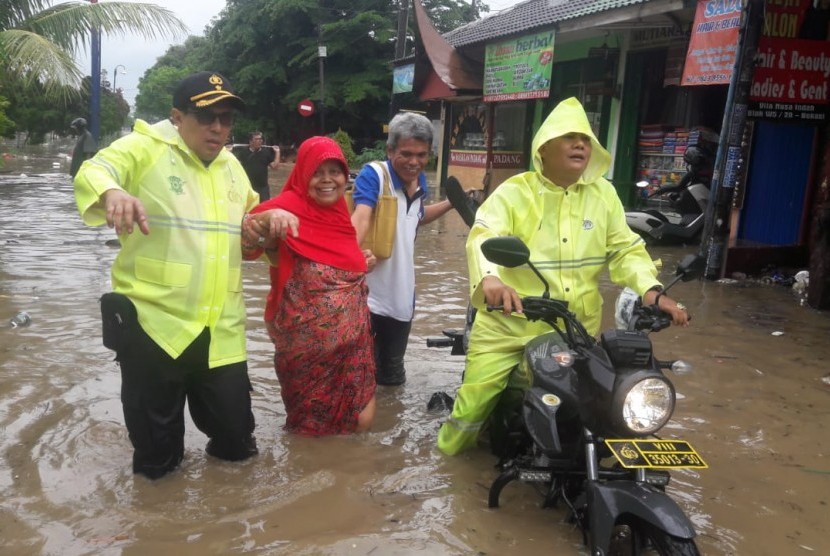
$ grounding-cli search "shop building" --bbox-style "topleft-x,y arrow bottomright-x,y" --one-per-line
402,0 -> 830,307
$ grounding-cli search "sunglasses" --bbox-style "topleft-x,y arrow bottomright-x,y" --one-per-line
187,109 -> 235,127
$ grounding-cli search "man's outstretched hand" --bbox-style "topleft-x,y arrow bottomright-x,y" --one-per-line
103,189 -> 150,235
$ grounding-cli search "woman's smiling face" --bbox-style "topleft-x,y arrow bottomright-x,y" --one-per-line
308,159 -> 348,206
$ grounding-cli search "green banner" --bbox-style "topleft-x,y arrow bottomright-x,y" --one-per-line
484,30 -> 555,102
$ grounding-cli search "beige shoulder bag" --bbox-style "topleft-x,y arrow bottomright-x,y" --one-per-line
345,162 -> 398,259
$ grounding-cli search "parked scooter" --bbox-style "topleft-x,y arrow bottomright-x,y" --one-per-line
626,146 -> 714,245
429,236 -> 706,555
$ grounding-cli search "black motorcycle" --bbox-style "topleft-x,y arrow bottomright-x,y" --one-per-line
429,236 -> 706,556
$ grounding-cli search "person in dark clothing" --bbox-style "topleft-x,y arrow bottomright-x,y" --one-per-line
69,118 -> 98,178
234,131 -> 280,201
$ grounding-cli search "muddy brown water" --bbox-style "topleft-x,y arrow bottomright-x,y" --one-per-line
1,150 -> 828,555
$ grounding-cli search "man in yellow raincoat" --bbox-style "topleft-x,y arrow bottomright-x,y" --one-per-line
75,71 -> 299,479
437,97 -> 689,456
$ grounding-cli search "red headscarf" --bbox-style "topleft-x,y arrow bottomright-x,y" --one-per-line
250,136 -> 366,321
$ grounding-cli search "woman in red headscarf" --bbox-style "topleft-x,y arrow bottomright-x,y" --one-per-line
241,136 -> 376,436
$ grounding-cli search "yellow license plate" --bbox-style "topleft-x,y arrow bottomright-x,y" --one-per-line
605,439 -> 708,469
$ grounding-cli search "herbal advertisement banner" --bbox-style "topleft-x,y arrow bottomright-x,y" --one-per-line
483,30 -> 554,102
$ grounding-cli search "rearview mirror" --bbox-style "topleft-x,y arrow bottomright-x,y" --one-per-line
481,236 -> 530,268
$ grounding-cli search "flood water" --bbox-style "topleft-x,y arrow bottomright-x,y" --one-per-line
1,149 -> 829,555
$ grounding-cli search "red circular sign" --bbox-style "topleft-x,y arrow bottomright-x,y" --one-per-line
297,99 -> 315,117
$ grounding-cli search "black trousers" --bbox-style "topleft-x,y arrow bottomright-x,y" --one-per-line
370,312 -> 412,386
116,325 -> 257,479
254,184 -> 270,203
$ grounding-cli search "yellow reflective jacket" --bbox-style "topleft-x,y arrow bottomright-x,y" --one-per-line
74,119 -> 259,367
467,98 -> 659,336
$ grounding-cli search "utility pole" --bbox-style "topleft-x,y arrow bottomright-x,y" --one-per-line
89,0 -> 101,142
700,0 -> 764,279
395,0 -> 409,59
390,0 -> 410,118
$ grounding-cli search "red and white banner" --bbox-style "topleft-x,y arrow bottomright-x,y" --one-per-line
751,38 -> 830,104
747,0 -> 830,121
681,0 -> 742,86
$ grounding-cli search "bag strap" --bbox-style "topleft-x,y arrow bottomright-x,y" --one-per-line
371,161 -> 394,197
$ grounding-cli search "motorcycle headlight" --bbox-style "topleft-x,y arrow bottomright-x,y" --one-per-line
621,377 -> 674,435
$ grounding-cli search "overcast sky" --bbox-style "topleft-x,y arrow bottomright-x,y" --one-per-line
75,0 -> 518,110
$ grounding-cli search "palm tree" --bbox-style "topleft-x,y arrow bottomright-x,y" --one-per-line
0,1 -> 187,96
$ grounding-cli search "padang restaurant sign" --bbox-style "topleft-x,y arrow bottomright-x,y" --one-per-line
449,151 -> 525,169
748,0 -> 830,122
681,0 -> 742,86
483,31 -> 554,102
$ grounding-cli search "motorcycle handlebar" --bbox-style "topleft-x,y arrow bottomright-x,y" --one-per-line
629,303 -> 673,333
488,297 -> 594,348
494,297 -> 674,335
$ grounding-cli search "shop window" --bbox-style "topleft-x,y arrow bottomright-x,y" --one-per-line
493,102 -> 526,152
447,101 -> 527,177
449,103 -> 487,151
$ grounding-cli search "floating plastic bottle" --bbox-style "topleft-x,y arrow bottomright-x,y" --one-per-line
9,311 -> 31,328
792,270 -> 809,306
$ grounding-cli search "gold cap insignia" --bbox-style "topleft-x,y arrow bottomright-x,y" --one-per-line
209,74 -> 224,89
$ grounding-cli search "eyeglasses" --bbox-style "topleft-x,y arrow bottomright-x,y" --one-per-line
188,109 -> 235,127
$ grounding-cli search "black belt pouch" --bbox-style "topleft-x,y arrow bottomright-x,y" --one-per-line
100,292 -> 138,353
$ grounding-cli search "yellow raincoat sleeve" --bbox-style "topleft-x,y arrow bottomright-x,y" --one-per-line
602,181 -> 662,296
73,133 -> 145,226
466,176 -> 530,310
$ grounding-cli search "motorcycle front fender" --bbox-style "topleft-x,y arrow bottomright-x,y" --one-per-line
586,480 -> 696,554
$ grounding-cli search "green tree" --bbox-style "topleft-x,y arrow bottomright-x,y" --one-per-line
0,1 -> 186,141
134,65 -> 195,123
0,1 -> 186,95
199,0 -> 397,146
134,0 -> 487,148
4,76 -> 130,145
421,0 -> 488,33
329,128 -> 357,168
133,35 -> 212,122
100,87 -> 130,138
0,96 -> 14,138
4,81 -> 73,144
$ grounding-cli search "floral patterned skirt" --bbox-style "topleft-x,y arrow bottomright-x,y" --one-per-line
269,258 -> 376,436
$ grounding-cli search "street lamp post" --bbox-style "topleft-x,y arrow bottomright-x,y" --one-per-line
113,64 -> 126,91
318,44 -> 326,134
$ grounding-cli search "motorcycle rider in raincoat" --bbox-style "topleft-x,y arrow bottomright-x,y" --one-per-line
437,97 -> 690,456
